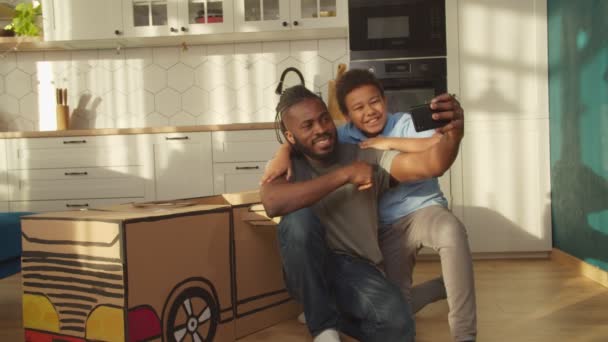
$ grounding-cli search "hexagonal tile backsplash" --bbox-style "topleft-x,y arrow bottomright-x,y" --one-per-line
0,38 -> 348,132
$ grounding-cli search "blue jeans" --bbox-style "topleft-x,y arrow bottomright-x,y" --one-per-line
278,208 -> 414,342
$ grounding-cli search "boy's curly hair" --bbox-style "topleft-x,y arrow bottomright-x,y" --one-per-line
336,68 -> 385,115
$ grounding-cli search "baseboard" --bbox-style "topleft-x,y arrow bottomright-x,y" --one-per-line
552,248 -> 608,288
417,250 -> 551,261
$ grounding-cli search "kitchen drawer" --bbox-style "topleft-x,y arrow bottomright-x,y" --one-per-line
7,135 -> 140,170
9,166 -> 145,201
213,162 -> 266,195
212,130 -> 280,163
9,197 -> 143,213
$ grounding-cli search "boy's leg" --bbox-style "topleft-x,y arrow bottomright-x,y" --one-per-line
379,220 -> 447,312
404,206 -> 477,342
277,208 -> 338,337
329,254 -> 415,342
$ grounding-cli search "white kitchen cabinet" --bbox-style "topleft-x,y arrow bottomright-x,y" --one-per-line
8,166 -> 146,201
152,132 -> 214,201
5,135 -> 155,212
123,0 -> 234,37
41,0 -> 125,41
212,129 -> 279,194
9,197 -> 143,213
213,161 -> 266,194
234,0 -> 347,32
452,0 -> 551,253
212,129 -> 279,163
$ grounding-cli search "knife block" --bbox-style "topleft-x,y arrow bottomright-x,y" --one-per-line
56,104 -> 69,130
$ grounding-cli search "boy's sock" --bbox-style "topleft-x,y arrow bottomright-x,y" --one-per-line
297,312 -> 306,324
411,276 -> 447,313
313,329 -> 341,342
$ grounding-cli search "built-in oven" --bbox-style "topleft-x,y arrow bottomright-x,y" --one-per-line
348,0 -> 446,60
350,58 -> 446,114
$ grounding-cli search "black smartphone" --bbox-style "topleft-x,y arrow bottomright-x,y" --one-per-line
409,104 -> 450,132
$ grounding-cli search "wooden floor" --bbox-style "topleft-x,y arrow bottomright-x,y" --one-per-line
2,259 -> 607,341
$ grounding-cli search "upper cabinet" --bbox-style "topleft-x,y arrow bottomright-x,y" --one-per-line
123,0 -> 234,37
40,0 -> 346,46
234,0 -> 347,32
41,0 -> 125,41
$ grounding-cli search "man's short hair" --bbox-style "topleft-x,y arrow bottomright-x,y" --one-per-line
274,85 -> 324,142
336,69 -> 385,115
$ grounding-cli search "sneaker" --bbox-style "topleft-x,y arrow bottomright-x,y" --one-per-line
313,329 -> 341,342
297,312 -> 306,324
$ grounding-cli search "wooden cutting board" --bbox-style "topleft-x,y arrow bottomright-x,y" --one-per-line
328,63 -> 347,120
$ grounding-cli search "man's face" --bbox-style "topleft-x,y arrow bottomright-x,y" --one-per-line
283,98 -> 337,161
344,84 -> 388,137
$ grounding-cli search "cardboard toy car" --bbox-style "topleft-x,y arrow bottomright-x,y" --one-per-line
20,191 -> 299,342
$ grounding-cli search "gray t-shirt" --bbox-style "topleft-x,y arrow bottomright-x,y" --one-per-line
291,143 -> 399,264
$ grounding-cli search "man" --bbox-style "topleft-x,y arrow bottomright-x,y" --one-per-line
261,85 -> 463,342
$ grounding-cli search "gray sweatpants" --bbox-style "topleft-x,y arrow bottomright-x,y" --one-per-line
378,205 -> 477,342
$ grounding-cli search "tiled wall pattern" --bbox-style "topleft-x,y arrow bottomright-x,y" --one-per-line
0,38 -> 348,131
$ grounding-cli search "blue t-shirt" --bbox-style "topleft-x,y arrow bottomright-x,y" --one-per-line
337,112 -> 448,226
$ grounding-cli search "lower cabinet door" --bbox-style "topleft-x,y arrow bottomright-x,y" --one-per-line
153,133 -> 214,201
213,162 -> 266,195
9,198 -> 144,213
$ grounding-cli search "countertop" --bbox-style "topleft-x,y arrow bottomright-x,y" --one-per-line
0,122 -> 277,139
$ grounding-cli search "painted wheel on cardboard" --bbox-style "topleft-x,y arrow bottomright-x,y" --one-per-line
164,286 -> 219,342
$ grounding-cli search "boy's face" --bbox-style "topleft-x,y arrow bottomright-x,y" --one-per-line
344,84 -> 388,137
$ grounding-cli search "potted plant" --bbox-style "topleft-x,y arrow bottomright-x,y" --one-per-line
3,1 -> 42,37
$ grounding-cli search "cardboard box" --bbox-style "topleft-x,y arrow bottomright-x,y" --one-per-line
20,191 -> 299,342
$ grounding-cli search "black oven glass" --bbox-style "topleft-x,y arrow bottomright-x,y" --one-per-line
368,16 -> 410,39
385,88 -> 436,115
350,58 -> 447,115
349,0 -> 446,60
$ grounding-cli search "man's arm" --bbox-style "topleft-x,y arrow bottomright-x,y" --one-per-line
260,161 -> 373,217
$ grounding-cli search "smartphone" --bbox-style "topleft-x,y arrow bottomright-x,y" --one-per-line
409,104 -> 450,132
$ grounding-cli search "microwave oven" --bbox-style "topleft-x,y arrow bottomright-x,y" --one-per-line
348,0 -> 446,60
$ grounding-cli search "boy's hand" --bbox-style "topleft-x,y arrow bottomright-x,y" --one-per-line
343,161 -> 373,191
359,137 -> 392,151
429,93 -> 464,135
260,154 -> 293,184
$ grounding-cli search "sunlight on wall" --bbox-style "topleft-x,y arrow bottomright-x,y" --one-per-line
457,0 -> 550,251
36,61 -> 56,131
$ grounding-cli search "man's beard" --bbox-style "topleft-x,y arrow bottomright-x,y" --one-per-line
290,131 -> 336,161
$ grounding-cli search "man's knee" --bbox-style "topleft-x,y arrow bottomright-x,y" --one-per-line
278,208 -> 324,249
377,293 -> 415,340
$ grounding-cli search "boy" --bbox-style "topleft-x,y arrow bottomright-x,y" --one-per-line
262,69 -> 476,342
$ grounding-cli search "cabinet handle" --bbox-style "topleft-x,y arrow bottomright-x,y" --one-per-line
165,136 -> 189,140
63,140 -> 87,144
66,203 -> 89,208
114,29 -> 122,36
235,166 -> 260,170
64,172 -> 88,176
293,20 -> 299,26
181,26 -> 188,32
282,21 -> 288,27
170,27 -> 178,33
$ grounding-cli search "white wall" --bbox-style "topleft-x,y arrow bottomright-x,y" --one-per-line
0,38 -> 348,131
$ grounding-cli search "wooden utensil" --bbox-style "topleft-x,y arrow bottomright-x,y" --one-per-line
56,88 -> 69,130
327,63 -> 347,121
